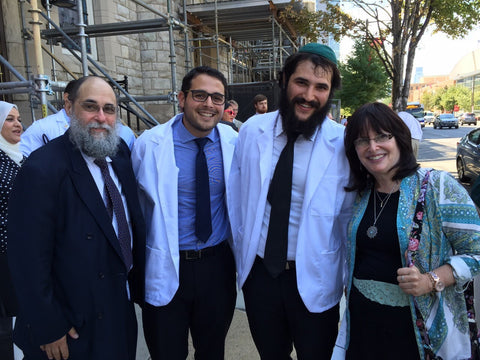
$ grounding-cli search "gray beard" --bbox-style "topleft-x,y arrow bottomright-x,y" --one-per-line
69,114 -> 120,159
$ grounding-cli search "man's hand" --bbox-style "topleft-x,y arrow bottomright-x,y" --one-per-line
40,327 -> 79,360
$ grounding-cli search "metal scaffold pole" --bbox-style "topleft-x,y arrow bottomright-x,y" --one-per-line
19,0 -> 36,121
167,0 -> 178,115
76,0 -> 88,76
30,0 -> 49,119
183,0 -> 191,72
214,0 -> 220,70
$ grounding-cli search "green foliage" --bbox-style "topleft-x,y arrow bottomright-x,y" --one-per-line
431,0 -> 480,38
337,40 -> 391,114
423,86 -> 472,112
421,92 -> 437,111
278,0 -> 358,42
440,86 -> 472,112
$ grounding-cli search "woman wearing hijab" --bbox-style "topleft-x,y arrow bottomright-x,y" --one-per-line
0,101 -> 24,360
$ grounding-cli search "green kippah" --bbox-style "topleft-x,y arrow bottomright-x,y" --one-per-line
298,43 -> 337,65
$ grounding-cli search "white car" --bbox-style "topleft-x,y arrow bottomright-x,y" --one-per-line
424,111 -> 435,125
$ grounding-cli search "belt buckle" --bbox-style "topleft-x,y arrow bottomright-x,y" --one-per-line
185,250 -> 200,260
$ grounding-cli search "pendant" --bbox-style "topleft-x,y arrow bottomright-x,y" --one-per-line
367,225 -> 378,239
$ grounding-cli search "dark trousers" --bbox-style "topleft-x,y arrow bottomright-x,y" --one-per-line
142,242 -> 236,360
242,257 -> 339,360
0,317 -> 13,360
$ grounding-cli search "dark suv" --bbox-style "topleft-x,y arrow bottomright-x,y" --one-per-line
460,112 -> 477,126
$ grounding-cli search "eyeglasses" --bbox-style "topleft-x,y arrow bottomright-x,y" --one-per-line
80,101 -> 117,115
185,90 -> 225,105
224,109 -> 235,116
354,133 -> 393,148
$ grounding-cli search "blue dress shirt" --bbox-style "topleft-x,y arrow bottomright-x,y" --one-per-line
172,119 -> 230,250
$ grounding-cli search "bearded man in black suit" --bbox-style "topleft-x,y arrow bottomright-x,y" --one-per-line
7,76 -> 145,360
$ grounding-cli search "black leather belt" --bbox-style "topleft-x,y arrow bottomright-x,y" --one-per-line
179,241 -> 227,260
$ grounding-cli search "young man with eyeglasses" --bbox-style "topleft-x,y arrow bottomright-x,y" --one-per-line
8,76 -> 146,360
132,66 -> 238,360
229,44 -> 355,359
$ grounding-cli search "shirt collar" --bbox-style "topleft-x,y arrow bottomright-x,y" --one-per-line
82,152 -> 113,165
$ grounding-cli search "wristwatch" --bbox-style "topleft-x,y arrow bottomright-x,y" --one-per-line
428,271 -> 445,292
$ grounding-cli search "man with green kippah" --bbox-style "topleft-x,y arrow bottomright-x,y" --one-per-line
229,43 -> 354,359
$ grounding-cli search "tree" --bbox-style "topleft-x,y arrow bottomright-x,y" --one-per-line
279,1 -> 357,43
422,86 -> 472,112
282,0 -> 480,112
421,91 -> 436,111
440,86 -> 471,113
337,40 -> 391,114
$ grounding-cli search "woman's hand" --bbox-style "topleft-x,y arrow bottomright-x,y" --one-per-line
397,265 -> 433,296
397,256 -> 455,296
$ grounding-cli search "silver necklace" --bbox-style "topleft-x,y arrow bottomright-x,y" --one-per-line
375,190 -> 389,208
366,184 -> 398,239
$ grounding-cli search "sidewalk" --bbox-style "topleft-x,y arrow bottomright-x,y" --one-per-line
135,292 -> 300,360
135,306 -> 265,360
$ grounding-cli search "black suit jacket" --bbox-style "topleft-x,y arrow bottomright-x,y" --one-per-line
7,131 -> 145,360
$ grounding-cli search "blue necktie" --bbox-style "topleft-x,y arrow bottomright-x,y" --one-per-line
94,158 -> 133,270
194,138 -> 212,242
263,134 -> 298,278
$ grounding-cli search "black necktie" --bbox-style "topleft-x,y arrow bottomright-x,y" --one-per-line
94,158 -> 133,270
194,138 -> 212,242
263,133 -> 299,278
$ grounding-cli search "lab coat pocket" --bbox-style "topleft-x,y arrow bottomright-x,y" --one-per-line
144,245 -> 176,300
310,175 -> 346,217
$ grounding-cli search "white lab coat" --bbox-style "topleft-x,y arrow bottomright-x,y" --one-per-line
131,114 -> 238,306
20,109 -> 70,156
229,111 -> 354,312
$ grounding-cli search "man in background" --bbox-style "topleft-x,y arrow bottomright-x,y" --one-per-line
253,94 -> 268,115
221,101 -> 239,131
228,99 -> 243,129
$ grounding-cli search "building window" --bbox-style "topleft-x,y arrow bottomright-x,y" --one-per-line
59,0 -> 96,58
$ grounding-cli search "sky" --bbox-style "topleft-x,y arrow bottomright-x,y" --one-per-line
413,28 -> 480,76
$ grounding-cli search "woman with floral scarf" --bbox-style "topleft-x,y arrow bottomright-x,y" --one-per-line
333,102 -> 480,360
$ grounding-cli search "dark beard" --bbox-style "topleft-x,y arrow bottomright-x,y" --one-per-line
278,88 -> 332,139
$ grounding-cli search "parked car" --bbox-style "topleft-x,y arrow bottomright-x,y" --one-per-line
459,112 -> 477,126
457,128 -> 480,184
424,111 -> 435,125
474,111 -> 480,122
433,113 -> 459,129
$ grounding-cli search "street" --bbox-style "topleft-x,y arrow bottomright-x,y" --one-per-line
418,123 -> 473,178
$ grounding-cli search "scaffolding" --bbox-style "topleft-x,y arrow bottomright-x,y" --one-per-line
0,0 -> 301,128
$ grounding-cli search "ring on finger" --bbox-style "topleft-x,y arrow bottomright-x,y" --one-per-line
401,275 -> 404,281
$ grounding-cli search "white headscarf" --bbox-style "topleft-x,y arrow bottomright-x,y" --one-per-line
0,101 -> 23,165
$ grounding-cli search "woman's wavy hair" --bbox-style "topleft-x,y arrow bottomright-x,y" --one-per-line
344,102 -> 419,192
